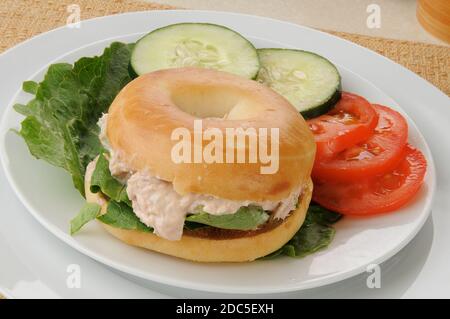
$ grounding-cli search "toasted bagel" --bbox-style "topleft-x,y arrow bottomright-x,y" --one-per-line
106,67 -> 315,201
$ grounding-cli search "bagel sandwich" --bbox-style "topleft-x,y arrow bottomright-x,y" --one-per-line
80,67 -> 316,262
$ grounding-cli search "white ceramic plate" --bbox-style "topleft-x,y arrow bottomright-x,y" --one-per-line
0,168 -> 438,298
0,10 -> 441,295
0,169 -> 437,298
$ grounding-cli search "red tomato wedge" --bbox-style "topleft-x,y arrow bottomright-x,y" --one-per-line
307,92 -> 378,161
313,104 -> 408,182
312,145 -> 427,215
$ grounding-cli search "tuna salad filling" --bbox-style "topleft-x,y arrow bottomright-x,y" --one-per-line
98,114 -> 302,241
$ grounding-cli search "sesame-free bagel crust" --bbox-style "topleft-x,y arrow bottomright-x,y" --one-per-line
106,67 -> 316,202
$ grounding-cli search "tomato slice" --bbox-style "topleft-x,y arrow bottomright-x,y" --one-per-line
313,104 -> 408,182
312,145 -> 427,215
307,92 -> 378,161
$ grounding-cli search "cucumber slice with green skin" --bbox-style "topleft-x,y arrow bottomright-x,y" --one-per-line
256,49 -> 342,119
131,23 -> 260,79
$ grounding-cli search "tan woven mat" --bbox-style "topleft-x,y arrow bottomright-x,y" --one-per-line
1,0 -> 449,96
0,0 -> 448,299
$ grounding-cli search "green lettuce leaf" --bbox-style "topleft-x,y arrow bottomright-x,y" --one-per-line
307,204 -> 342,225
281,222 -> 335,258
22,81 -> 39,94
90,153 -> 130,204
71,200 -> 152,235
14,42 -> 133,196
262,204 -> 342,259
70,202 -> 102,235
185,205 -> 269,230
97,201 -> 152,233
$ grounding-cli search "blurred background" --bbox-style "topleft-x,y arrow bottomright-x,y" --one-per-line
149,0 -> 449,45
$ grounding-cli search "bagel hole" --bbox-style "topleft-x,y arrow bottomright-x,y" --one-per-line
171,86 -> 261,120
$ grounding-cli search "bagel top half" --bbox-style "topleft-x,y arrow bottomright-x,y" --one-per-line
106,67 -> 316,201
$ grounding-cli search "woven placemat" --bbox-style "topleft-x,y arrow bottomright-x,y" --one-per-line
1,0 -> 449,96
0,0 -> 448,299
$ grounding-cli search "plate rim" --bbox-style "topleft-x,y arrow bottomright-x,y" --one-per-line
0,9 -> 437,294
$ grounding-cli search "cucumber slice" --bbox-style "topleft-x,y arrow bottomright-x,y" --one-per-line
256,49 -> 341,118
131,23 -> 260,79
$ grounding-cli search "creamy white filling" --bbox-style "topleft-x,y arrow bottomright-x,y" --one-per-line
98,114 -> 301,241
85,158 -> 107,206
126,170 -> 301,240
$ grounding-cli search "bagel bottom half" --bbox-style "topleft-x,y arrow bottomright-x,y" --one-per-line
85,169 -> 313,262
